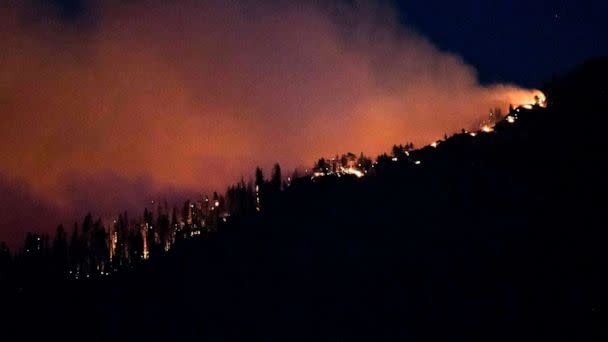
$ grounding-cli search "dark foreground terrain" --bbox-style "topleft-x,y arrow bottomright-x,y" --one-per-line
2,59 -> 608,341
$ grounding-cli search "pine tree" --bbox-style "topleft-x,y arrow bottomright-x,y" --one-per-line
271,163 -> 282,192
0,241 -> 11,281
52,225 -> 68,277
69,223 -> 80,278
91,219 -> 108,275
315,158 -> 328,175
255,167 -> 265,211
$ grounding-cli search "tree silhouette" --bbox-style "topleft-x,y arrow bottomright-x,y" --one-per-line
392,144 -> 406,158
271,163 -> 282,193
255,167 -> 265,211
171,207 -> 179,243
52,225 -> 68,277
315,158 -> 328,175
69,223 -> 81,278
129,227 -> 144,262
357,153 -> 372,171
90,219 -> 108,275
0,241 -> 10,282
157,209 -> 170,251
255,167 -> 265,187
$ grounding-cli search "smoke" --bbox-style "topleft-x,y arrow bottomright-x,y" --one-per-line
0,1 -> 542,245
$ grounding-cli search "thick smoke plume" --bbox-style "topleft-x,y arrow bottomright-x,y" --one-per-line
0,1 -> 542,245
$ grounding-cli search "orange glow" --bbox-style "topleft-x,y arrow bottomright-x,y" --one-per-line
0,2 -> 546,243
481,125 -> 494,133
142,225 -> 149,260
343,168 -> 364,178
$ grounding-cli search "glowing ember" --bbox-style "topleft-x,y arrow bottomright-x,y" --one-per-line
344,168 -> 364,178
534,92 -> 548,107
505,89 -> 547,109
481,125 -> 494,133
506,116 -> 516,123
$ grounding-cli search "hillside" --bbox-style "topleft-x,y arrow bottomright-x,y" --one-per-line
3,59 -> 608,341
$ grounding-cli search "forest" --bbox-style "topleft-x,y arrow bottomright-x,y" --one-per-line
0,58 -> 606,341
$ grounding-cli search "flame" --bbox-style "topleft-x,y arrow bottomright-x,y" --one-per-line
472,89 -> 545,135
534,91 -> 548,108
343,167 -> 364,178
503,88 -> 547,108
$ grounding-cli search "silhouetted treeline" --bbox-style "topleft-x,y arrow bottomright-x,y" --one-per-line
2,59 -> 608,340
0,193 -> 235,284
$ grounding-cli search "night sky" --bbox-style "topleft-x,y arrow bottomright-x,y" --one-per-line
0,0 -> 606,246
394,0 -> 608,86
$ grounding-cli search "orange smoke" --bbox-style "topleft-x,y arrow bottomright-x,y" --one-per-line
0,1 -> 544,243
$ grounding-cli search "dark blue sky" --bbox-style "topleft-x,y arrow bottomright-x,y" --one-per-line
393,0 -> 608,86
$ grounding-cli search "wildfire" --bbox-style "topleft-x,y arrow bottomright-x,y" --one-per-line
142,224 -> 149,260
503,88 -> 547,109
470,90 -> 546,136
343,167 -> 364,178
481,125 -> 494,133
307,90 -> 547,186
534,92 -> 547,108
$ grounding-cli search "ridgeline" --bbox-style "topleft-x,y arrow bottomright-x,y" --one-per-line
2,58 -> 607,341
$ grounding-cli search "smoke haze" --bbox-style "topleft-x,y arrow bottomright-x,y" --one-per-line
0,0 -> 543,245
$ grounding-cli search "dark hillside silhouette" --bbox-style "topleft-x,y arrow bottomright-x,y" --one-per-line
1,59 -> 607,341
